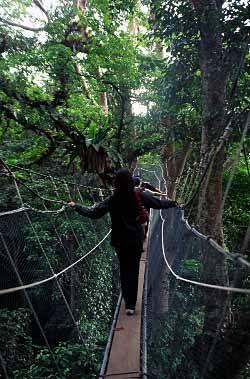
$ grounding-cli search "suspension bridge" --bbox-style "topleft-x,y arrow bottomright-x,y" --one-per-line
0,162 -> 250,379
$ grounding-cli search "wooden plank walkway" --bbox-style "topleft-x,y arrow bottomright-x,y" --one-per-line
103,246 -> 147,379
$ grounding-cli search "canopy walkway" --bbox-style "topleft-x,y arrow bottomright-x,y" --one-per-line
1,163 -> 250,379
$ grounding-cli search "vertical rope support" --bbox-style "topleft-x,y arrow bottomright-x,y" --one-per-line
178,166 -> 192,201
185,164 -> 201,203
0,233 -> 63,379
29,172 -> 91,310
219,110 -> 250,225
29,173 -> 71,265
50,177 -> 86,256
11,176 -> 86,345
63,179 -> 91,241
76,186 -> 96,277
35,174 -> 93,300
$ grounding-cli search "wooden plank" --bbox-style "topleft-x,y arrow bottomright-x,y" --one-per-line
104,246 -> 147,379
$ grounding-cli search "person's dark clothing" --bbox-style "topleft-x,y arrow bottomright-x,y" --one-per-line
74,191 -> 177,309
142,181 -> 161,193
139,182 -> 162,238
75,191 -> 176,248
116,247 -> 142,309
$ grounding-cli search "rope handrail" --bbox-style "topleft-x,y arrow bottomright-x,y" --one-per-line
160,209 -> 250,294
139,164 -> 250,270
180,211 -> 250,268
0,206 -> 29,216
0,229 -> 111,295
0,159 -> 115,374
0,203 -> 67,217
24,203 -> 67,214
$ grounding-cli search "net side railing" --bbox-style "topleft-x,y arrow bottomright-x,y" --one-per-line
0,173 -> 119,379
137,163 -> 250,379
146,206 -> 250,379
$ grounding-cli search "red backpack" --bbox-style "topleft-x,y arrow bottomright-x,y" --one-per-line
134,191 -> 149,224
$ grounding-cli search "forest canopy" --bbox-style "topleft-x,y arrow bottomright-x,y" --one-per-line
0,0 -> 250,377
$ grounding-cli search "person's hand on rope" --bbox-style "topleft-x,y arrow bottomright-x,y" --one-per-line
176,201 -> 185,208
169,198 -> 185,208
68,201 -> 76,208
160,192 -> 169,197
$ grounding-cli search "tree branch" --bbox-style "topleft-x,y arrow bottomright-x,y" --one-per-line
33,0 -> 50,22
0,16 -> 44,32
1,105 -> 55,142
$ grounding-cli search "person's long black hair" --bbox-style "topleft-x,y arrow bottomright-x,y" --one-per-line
113,168 -> 138,213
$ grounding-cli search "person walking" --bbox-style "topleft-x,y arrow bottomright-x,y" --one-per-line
68,168 -> 177,315
133,175 -> 167,197
133,175 -> 168,238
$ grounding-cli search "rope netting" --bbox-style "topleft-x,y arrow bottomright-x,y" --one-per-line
2,160 -> 249,378
0,169 -> 119,379
139,165 -> 250,379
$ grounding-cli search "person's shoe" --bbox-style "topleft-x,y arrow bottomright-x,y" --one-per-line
126,309 -> 135,316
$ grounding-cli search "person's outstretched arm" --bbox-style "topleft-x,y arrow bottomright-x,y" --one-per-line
144,189 -> 167,197
140,191 -> 177,209
68,197 -> 110,219
143,182 -> 163,194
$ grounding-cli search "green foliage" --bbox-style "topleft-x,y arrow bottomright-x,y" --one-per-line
136,0 -> 202,150
138,152 -> 160,165
0,308 -> 33,375
0,0 -> 143,166
0,166 -> 116,377
179,259 -> 203,280
14,342 -> 99,379
148,279 -> 204,379
1,1 -> 250,378
150,312 -> 203,379
223,164 -> 250,252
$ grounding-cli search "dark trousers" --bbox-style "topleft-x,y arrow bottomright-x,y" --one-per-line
115,247 -> 142,310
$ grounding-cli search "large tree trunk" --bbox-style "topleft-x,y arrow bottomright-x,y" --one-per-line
194,0 -> 230,368
118,86 -> 136,166
196,0 -> 227,243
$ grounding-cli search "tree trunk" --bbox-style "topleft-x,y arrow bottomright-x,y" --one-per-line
161,143 -> 191,199
120,87 -> 136,166
194,0 -> 230,366
241,225 -> 250,254
96,67 -> 108,113
197,0 -> 227,243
